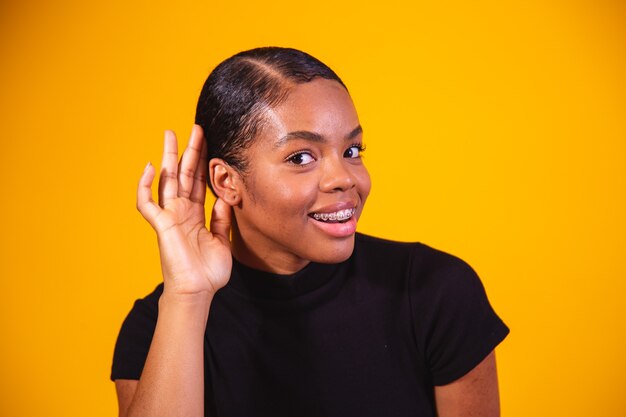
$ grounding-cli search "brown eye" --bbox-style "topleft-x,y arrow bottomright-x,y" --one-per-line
288,152 -> 315,165
344,145 -> 364,159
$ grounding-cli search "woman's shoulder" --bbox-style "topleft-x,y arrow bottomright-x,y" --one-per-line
354,232 -> 473,271
111,283 -> 164,381
353,232 -> 484,296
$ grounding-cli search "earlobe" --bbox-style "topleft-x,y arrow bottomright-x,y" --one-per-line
209,159 -> 242,206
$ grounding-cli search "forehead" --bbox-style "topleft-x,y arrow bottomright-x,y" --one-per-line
259,78 -> 360,143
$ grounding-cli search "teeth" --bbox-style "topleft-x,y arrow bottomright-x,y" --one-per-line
311,208 -> 355,223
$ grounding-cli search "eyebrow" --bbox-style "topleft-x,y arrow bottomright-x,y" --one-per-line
275,125 -> 363,148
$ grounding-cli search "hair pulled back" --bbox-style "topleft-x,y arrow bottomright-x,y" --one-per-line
195,47 -> 346,193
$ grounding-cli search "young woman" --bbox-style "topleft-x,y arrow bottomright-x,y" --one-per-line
112,47 -> 509,417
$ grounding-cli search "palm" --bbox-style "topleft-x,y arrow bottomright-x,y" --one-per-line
137,126 -> 233,296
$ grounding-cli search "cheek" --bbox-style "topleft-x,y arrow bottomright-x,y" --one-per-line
357,166 -> 372,199
249,172 -> 315,216
274,179 -> 317,215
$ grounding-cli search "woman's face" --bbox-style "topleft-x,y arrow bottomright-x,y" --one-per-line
231,78 -> 371,274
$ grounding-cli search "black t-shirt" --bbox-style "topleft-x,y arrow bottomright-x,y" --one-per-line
112,233 -> 509,417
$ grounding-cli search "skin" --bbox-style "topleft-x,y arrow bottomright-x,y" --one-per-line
114,79 -> 502,417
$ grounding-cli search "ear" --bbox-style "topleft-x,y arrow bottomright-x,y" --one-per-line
209,158 -> 243,206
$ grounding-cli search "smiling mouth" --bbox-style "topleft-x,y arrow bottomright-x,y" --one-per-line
309,208 -> 356,223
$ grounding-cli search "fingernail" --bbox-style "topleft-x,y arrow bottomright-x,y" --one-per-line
144,162 -> 152,171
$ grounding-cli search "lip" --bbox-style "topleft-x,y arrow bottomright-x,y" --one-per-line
308,213 -> 357,238
308,201 -> 357,215
307,201 -> 359,238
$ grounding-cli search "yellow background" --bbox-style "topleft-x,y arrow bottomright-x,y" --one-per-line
1,0 -> 624,416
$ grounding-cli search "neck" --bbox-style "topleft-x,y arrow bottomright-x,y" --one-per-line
230,217 -> 310,275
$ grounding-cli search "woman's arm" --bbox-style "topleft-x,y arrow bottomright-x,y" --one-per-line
434,351 -> 501,417
116,292 -> 212,417
115,379 -> 137,417
115,126 -> 233,417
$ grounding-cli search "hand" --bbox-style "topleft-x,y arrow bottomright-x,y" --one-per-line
136,125 -> 233,297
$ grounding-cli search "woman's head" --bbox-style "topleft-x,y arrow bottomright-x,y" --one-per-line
195,47 -> 346,194
196,47 -> 370,273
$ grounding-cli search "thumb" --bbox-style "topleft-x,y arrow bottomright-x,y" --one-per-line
210,198 -> 232,243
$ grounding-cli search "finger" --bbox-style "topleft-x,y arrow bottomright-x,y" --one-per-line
158,130 -> 179,207
190,126 -> 208,204
209,198 -> 232,243
136,162 -> 161,227
178,125 -> 204,199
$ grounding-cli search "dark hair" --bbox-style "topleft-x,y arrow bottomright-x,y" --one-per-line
195,46 -> 346,194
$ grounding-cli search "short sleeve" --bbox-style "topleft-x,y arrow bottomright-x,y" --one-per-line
409,245 -> 509,386
110,284 -> 163,381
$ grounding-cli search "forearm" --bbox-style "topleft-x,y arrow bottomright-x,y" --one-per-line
125,291 -> 212,417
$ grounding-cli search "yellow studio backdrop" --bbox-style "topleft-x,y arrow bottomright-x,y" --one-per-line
0,0 -> 624,415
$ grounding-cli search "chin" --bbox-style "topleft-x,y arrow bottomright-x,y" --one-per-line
307,236 -> 356,265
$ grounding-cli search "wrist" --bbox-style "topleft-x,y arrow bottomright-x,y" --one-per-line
158,290 -> 214,321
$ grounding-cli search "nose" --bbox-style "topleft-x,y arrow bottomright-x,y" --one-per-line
319,156 -> 355,192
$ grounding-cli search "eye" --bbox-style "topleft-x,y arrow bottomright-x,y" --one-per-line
344,144 -> 365,159
287,151 -> 315,165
